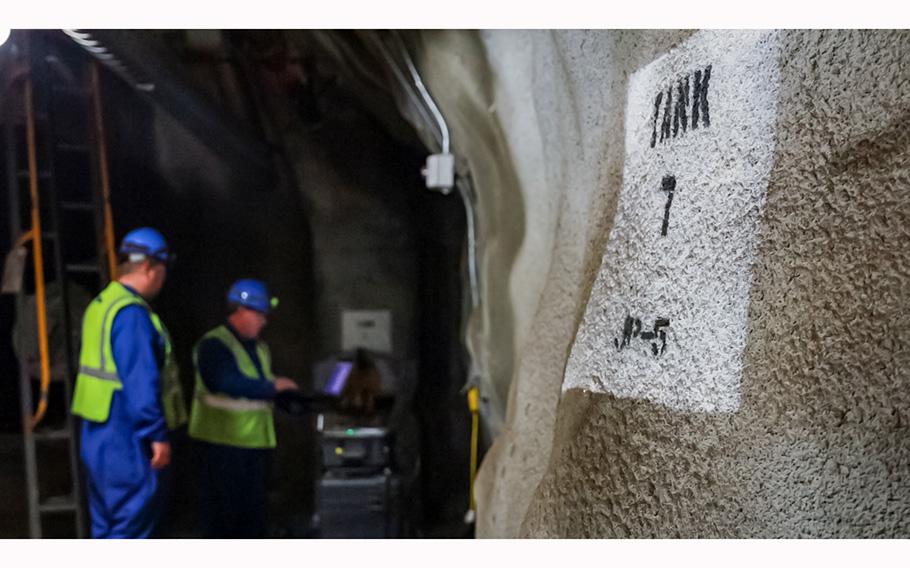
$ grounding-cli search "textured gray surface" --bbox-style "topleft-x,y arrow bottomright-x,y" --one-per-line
419,29 -> 910,537
418,29 -> 693,536
414,30 -> 528,434
524,29 -> 910,537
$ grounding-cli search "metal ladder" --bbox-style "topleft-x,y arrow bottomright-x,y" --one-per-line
3,30 -> 117,538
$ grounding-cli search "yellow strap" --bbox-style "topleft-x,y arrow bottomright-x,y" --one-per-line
467,386 -> 480,513
24,76 -> 51,430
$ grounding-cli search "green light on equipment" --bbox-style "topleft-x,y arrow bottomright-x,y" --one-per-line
345,428 -> 355,436
270,297 -> 279,308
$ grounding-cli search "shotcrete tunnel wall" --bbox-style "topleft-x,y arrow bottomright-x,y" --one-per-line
412,29 -> 910,537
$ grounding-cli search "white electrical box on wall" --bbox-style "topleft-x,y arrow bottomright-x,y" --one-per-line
341,310 -> 392,354
422,153 -> 455,190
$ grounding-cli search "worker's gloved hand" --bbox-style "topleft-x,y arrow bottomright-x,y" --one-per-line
274,376 -> 299,392
150,441 -> 171,470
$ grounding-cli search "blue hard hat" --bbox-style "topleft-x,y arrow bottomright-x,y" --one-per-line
119,227 -> 173,264
227,279 -> 278,314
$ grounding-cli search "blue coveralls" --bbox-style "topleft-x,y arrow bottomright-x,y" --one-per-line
80,284 -> 170,539
195,323 -> 276,538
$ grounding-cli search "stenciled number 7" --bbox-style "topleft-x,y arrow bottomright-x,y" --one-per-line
660,175 -> 676,236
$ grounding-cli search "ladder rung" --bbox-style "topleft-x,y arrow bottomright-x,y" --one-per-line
65,262 -> 101,274
39,495 -> 77,514
60,200 -> 95,212
34,427 -> 72,442
56,142 -> 90,153
52,85 -> 90,98
17,170 -> 52,180
11,113 -> 49,124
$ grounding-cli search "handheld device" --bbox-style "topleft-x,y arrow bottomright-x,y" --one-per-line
324,361 -> 354,396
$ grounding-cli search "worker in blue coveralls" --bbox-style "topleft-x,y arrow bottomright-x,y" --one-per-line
189,278 -> 298,538
71,227 -> 187,538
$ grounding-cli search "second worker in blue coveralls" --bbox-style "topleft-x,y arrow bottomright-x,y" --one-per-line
71,227 -> 187,538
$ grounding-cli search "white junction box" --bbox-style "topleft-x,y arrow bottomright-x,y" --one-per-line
341,310 -> 392,354
422,153 -> 455,190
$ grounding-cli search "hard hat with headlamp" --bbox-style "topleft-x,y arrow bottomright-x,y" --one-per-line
227,279 -> 279,314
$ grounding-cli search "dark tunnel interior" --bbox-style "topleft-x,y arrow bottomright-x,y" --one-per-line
0,29 -> 476,538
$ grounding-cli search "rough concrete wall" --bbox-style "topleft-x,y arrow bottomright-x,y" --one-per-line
417,29 -> 691,536
524,29 -> 910,537
288,109 -> 419,364
420,29 -> 910,537
413,30 -> 527,435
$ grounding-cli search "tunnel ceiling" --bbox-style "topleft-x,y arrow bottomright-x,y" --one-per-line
66,29 -> 273,183
164,29 -> 427,154
63,29 -> 430,191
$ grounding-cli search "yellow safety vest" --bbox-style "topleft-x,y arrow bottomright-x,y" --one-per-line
71,281 -> 187,429
188,325 -> 276,449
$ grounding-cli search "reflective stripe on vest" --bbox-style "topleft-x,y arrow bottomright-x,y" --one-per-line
197,392 -> 271,412
77,366 -> 121,382
188,325 -> 276,449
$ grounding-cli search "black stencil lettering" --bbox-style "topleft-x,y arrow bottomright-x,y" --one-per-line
650,91 -> 663,148
618,315 -> 643,350
660,175 -> 676,236
660,85 -> 672,143
654,319 -> 670,355
615,316 -> 671,357
619,316 -> 634,350
673,76 -> 689,138
650,65 -> 711,148
692,65 -> 711,129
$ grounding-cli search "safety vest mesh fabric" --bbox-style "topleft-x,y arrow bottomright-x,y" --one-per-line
188,325 -> 276,449
71,281 -> 187,429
